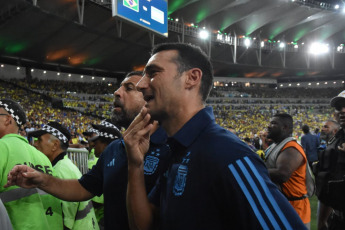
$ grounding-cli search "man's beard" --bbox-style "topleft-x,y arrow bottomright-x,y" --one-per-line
111,110 -> 131,129
320,132 -> 331,142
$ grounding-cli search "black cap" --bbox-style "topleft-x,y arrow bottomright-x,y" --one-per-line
0,99 -> 26,126
29,121 -> 71,146
82,128 -> 98,136
89,123 -> 122,142
330,90 -> 345,109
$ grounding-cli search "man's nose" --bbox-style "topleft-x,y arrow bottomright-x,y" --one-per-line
136,76 -> 149,92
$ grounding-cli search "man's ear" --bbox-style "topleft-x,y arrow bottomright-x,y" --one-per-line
185,68 -> 202,89
52,139 -> 60,151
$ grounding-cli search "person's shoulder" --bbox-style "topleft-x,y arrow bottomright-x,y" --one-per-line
55,157 -> 81,178
198,124 -> 259,163
201,123 -> 242,147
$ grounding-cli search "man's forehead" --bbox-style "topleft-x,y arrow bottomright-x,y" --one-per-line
146,50 -> 178,67
121,75 -> 142,85
323,122 -> 330,126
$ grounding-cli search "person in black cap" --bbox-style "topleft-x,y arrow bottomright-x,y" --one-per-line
89,122 -> 122,158
317,90 -> 345,230
83,119 -> 122,229
29,121 -> 99,230
0,99 -> 63,229
82,127 -> 99,171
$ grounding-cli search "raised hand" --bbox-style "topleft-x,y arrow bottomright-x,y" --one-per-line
339,143 -> 345,152
124,107 -> 153,168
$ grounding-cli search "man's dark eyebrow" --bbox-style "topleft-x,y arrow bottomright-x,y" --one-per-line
122,82 -> 136,88
143,64 -> 164,75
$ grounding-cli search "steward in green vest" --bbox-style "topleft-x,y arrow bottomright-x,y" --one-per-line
29,121 -> 99,230
0,99 -> 63,230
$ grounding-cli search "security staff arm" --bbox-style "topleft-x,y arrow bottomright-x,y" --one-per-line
124,108 -> 157,230
5,165 -> 93,202
268,147 -> 304,184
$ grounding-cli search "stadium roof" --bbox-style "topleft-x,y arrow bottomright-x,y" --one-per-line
0,0 -> 345,81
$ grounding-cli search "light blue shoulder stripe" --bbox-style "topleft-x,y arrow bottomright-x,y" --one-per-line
244,157 -> 293,230
228,164 -> 269,230
236,159 -> 280,230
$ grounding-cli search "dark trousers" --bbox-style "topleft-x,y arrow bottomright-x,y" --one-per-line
328,212 -> 345,230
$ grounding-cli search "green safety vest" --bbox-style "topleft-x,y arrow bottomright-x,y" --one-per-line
55,155 -> 99,230
88,149 -> 104,225
0,134 -> 63,230
88,149 -> 97,171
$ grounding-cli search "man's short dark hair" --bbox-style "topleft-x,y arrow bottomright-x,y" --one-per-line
302,125 -> 310,134
273,113 -> 293,134
126,71 -> 143,78
152,43 -> 214,102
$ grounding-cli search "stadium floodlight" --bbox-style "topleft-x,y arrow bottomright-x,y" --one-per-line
309,42 -> 329,55
317,82 -> 320,85
297,83 -> 300,86
92,76 -> 95,80
1,64 -> 4,68
288,83 -> 291,87
280,84 -> 283,87
68,74 -> 71,77
17,67 -> 20,70
199,29 -> 210,39
244,38 -> 251,48
31,69 -> 34,72
335,4 -> 339,9
43,70 -> 46,74
57,72 -> 60,76
81,75 -> 84,78
308,83 -> 311,85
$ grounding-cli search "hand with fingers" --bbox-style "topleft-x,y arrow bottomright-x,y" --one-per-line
124,107 -> 154,168
5,165 -> 45,189
338,143 -> 345,152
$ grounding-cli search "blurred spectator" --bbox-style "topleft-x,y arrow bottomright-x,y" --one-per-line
243,137 -> 257,152
301,125 -> 320,168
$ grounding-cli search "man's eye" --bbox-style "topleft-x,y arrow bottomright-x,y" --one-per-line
148,71 -> 157,78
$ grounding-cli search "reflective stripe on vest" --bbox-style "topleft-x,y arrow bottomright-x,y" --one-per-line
0,188 -> 48,203
75,201 -> 93,220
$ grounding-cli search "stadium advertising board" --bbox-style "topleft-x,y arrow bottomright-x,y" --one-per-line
112,0 -> 168,37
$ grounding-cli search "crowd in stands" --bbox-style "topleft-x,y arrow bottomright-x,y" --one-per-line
210,86 -> 339,98
1,77 -> 341,148
12,78 -> 119,95
0,79 -> 101,141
